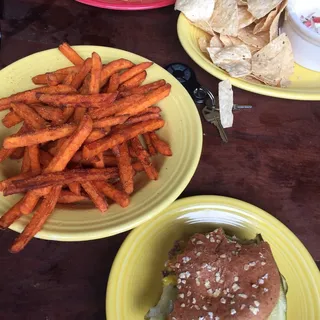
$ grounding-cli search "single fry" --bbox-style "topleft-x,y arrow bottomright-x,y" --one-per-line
79,74 -> 90,94
10,147 -> 24,160
59,43 -> 84,65
71,57 -> 92,89
11,103 -> 47,130
21,147 -> 31,173
0,85 -> 77,111
89,94 -> 144,119
0,172 -> 35,192
105,72 -> 120,93
100,58 -> 135,87
0,198 -> 24,229
125,112 -> 160,125
119,62 -> 153,84
0,124 -> 28,161
103,155 -> 118,166
91,152 -> 105,168
46,73 -> 63,86
43,115 -> 93,173
62,72 -> 75,85
5,168 -> 118,195
128,146 -> 137,158
28,144 -> 41,174
73,107 -> 87,124
70,151 -> 94,166
81,181 -> 108,213
3,124 -> 77,149
116,84 -> 171,116
93,115 -> 128,128
39,150 -> 53,167
119,79 -> 166,98
31,103 -> 64,122
58,190 -> 88,204
59,106 -> 75,124
84,129 -> 108,144
89,52 -> 102,94
137,106 -> 161,116
2,111 -> 22,128
119,70 -> 147,91
68,182 -> 81,195
0,147 -> 15,163
149,132 -> 172,156
20,192 -> 42,215
32,72 -> 66,85
83,119 -> 165,158
95,181 -> 129,208
48,138 -> 67,156
38,92 -> 117,108
132,161 -> 144,172
113,142 -> 134,194
131,137 -> 158,180
10,186 -> 62,253
143,133 -> 157,156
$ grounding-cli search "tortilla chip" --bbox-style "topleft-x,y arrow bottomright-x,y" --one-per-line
241,75 -> 264,84
175,0 -> 215,22
238,6 -> 256,29
191,20 -> 214,35
253,9 -> 278,34
269,0 -> 288,41
219,35 -> 234,47
247,0 -> 282,19
210,33 -> 224,48
238,24 -> 269,49
207,44 -> 252,77
237,0 -> 247,5
251,33 -> 294,86
198,37 -> 209,52
218,80 -> 234,128
229,36 -> 245,46
209,0 -> 239,36
225,36 -> 259,53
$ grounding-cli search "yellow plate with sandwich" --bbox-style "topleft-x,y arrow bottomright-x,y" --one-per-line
107,196 -> 320,319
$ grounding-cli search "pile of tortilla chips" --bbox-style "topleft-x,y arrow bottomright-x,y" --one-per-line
175,0 -> 294,87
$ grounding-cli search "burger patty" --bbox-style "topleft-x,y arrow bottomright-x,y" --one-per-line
167,228 -> 280,320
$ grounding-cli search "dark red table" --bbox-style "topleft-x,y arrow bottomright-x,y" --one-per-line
0,1 -> 319,319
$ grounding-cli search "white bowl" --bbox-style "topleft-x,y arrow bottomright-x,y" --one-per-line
283,0 -> 320,71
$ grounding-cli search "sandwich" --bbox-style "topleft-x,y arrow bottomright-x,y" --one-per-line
145,228 -> 287,320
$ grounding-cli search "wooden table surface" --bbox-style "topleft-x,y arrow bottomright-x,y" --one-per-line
0,1 -> 319,319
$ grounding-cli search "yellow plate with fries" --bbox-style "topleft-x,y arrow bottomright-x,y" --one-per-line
106,195 -> 320,320
177,14 -> 320,101
0,46 -> 202,245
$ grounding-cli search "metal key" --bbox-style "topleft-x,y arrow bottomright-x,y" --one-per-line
202,106 -> 228,143
211,110 -> 228,143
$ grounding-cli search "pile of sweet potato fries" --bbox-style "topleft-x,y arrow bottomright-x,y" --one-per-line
0,43 -> 172,253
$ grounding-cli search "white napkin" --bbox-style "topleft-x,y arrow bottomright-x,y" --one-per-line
218,80 -> 234,128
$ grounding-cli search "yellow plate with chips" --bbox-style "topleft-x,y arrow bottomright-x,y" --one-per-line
0,46 -> 203,241
106,195 -> 320,320
177,14 -> 320,101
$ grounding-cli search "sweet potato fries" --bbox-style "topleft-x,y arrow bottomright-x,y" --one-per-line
0,43 -> 172,252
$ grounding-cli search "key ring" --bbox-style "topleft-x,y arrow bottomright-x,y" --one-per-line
165,63 -> 216,107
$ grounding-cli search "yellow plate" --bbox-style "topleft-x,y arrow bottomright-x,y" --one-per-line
0,46 -> 202,241
107,195 -> 320,320
177,14 -> 320,101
